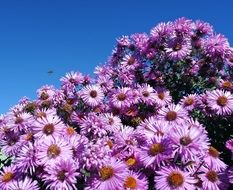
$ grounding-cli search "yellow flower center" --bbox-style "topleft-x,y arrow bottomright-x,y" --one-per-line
15,117 -> 23,124
126,158 -> 137,166
106,140 -> 113,149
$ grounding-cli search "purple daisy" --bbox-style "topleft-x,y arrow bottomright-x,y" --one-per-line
138,84 -> 157,105
194,20 -> 213,36
80,85 -> 104,107
110,87 -> 132,109
157,104 -> 188,125
123,171 -> 148,190
8,177 -> 39,190
140,135 -> 173,168
150,22 -> 173,40
0,165 -> 17,190
180,94 -> 197,111
198,166 -> 229,190
170,124 -> 209,161
82,138 -> 111,170
154,88 -> 172,107
102,113 -> 122,133
43,159 -> 79,190
14,142 -> 38,175
86,157 -> 128,190
36,136 -> 73,166
155,166 -> 197,190
206,89 -> 233,115
60,71 -> 84,86
202,34 -> 230,59
228,166 -> 233,184
33,114 -> 64,140
165,38 -> 192,61
0,131 -> 22,156
121,54 -> 141,70
203,146 -> 227,171
140,119 -> 170,139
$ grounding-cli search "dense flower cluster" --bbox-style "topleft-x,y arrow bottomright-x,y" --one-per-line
0,18 -> 233,190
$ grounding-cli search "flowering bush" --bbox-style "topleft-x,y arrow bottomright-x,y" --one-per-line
0,17 -> 233,190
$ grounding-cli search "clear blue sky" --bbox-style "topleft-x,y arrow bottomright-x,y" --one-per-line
0,0 -> 233,113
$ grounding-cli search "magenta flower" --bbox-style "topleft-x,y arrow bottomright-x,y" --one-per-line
81,85 -> 104,107
43,159 -> 79,190
140,135 -> 173,168
202,34 -> 230,59
206,89 -> 233,115
86,158 -> 128,190
8,177 -> 39,190
155,166 -> 197,190
34,114 -> 64,140
158,104 -> 188,125
36,136 -> 73,166
123,171 -> 148,190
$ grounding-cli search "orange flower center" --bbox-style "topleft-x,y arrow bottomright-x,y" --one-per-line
208,146 -> 219,158
124,176 -> 137,189
222,81 -> 232,88
216,96 -> 228,106
167,172 -> 184,188
2,172 -> 14,182
99,166 -> 114,180
43,124 -> 54,135
166,111 -> 177,121
66,127 -> 75,135
47,144 -> 61,158
106,140 -> 113,149
149,143 -> 164,156
206,170 -> 218,182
